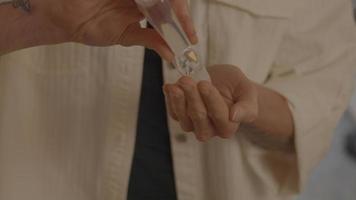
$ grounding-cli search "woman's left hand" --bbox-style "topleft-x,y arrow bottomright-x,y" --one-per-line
164,65 -> 259,142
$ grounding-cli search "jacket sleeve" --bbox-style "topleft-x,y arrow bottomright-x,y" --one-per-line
264,0 -> 356,191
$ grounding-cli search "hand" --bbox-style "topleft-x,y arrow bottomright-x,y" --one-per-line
164,65 -> 259,142
5,0 -> 197,59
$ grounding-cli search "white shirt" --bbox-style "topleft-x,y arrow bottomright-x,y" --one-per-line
0,0 -> 356,199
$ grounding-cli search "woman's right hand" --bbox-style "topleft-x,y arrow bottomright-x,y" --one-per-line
2,0 -> 197,59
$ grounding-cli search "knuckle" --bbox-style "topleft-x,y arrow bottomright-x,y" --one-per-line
189,111 -> 208,121
172,88 -> 184,100
178,77 -> 196,90
180,120 -> 193,132
172,90 -> 184,102
208,112 -> 225,122
197,81 -> 211,96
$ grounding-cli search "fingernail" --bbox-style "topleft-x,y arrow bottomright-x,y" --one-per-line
191,33 -> 199,45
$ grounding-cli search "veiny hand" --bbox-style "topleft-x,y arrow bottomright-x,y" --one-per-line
27,0 -> 197,60
164,65 -> 259,142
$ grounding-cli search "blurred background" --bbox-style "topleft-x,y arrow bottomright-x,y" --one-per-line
297,1 -> 356,199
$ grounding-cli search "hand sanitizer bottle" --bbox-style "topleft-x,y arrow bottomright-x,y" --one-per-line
135,0 -> 201,75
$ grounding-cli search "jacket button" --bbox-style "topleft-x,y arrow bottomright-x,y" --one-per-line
175,133 -> 188,143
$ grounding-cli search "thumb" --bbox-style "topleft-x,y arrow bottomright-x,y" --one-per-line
118,23 -> 174,62
171,0 -> 198,44
230,80 -> 259,123
230,101 -> 258,124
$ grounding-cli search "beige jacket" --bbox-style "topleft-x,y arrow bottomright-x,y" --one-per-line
1,0 -> 356,200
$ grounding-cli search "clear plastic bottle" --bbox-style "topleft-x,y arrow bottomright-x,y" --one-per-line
135,0 -> 201,75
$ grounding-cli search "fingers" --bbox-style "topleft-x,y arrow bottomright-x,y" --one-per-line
165,77 -> 250,142
198,81 -> 239,138
163,85 -> 179,121
118,23 -> 174,61
178,77 -> 215,141
170,0 -> 198,44
164,84 -> 194,132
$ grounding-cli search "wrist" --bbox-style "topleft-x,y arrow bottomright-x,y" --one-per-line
241,82 -> 295,151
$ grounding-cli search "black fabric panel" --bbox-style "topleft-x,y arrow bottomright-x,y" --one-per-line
127,46 -> 177,200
